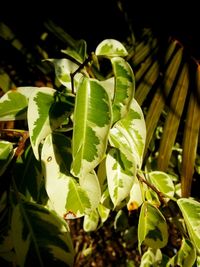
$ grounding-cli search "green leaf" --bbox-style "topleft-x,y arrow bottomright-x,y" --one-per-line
80,171 -> 101,212
97,203 -> 110,225
61,39 -> 87,64
95,39 -> 128,57
83,209 -> 99,232
28,88 -> 74,159
0,229 -> 16,263
0,90 -> 28,120
0,70 -> 15,93
167,238 -> 196,267
148,171 -> 175,201
106,147 -> 136,207
138,202 -> 168,251
109,98 -> 146,168
114,210 -> 129,232
111,57 -> 135,123
65,178 -> 91,218
11,201 -> 74,267
0,140 -> 14,176
71,77 -> 112,178
14,145 -> 46,203
177,198 -> 200,253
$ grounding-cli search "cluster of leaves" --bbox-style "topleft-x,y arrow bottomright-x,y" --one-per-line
0,38 -> 200,266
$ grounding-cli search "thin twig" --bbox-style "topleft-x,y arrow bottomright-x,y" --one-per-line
136,173 -> 167,205
70,54 -> 93,94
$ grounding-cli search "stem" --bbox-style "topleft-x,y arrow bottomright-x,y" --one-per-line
70,53 -> 93,94
137,173 -> 167,205
137,173 -> 188,238
0,129 -> 29,158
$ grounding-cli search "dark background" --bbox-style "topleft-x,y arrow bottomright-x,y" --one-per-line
1,0 -> 199,58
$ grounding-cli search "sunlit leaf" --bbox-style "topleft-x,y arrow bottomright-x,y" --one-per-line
65,178 -> 91,218
99,77 -> 115,101
28,87 -> 56,160
167,238 -> 196,267
127,177 -> 143,211
140,248 -> 165,267
41,133 -> 72,217
111,57 -> 135,123
95,39 -> 128,57
28,88 -> 74,159
138,202 -> 168,251
71,77 -> 112,178
80,171 -> 101,212
0,90 -> 28,121
83,209 -> 99,232
106,147 -> 136,207
177,198 -> 200,253
109,98 -> 146,168
148,171 -> 175,201
17,87 -> 37,99
97,203 -> 110,225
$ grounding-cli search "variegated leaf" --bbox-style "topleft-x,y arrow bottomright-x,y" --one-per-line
11,201 -> 74,266
0,90 -> 28,121
28,87 -> 56,160
41,133 -> 72,217
28,88 -> 74,159
61,39 -> 87,64
97,203 -> 110,225
41,133 -> 92,218
47,58 -> 87,91
109,98 -> 146,168
140,248 -> 165,267
0,141 -> 14,176
127,176 -> 143,211
71,77 -> 112,178
17,86 -> 38,99
14,145 -> 46,203
111,57 -> 135,123
148,171 -> 175,201
167,238 -> 196,267
80,171 -> 101,213
65,178 -> 91,218
106,148 -> 136,207
177,198 -> 200,253
95,39 -> 128,57
83,209 -> 99,232
99,77 -> 115,101
138,202 -> 168,251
